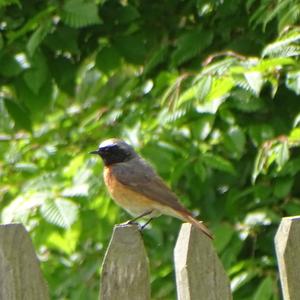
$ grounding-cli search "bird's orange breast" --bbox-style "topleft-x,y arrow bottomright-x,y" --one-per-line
103,166 -> 176,217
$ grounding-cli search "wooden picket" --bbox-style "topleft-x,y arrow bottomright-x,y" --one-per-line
1,217 -> 300,299
275,216 -> 300,300
0,224 -> 49,300
99,224 -> 150,300
174,223 -> 232,300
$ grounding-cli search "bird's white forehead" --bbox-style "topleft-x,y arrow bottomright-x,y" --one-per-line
99,139 -> 117,149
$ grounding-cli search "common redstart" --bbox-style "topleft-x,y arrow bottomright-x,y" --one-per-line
90,138 -> 212,239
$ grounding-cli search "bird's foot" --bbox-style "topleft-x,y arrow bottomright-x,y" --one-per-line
141,218 -> 153,230
125,220 -> 139,226
119,220 -> 140,228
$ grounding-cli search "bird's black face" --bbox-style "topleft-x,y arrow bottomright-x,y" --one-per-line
90,143 -> 135,165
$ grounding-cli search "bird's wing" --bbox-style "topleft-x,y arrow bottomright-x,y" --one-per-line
111,158 -> 190,214
112,158 -> 214,239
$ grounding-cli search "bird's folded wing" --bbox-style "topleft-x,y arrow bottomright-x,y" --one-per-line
111,159 -> 190,214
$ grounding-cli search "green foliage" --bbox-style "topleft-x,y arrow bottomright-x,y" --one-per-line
61,0 -> 101,28
1,0 -> 300,299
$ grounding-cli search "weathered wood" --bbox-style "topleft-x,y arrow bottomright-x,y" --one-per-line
174,223 -> 232,300
100,224 -> 150,300
0,223 -> 49,300
275,216 -> 300,300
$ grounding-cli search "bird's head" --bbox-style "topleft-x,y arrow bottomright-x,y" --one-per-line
90,138 -> 137,165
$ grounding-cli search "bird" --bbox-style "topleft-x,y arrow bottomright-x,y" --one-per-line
90,138 -> 213,239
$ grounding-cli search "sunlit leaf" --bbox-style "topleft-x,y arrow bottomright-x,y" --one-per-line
275,141 -> 289,170
244,71 -> 264,96
289,128 -> 300,145
286,71 -> 300,95
252,148 -> 267,183
40,198 -> 79,228
194,75 -> 212,101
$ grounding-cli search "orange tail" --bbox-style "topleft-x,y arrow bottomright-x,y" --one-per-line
182,213 -> 213,239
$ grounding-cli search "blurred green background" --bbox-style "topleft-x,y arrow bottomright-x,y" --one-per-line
1,0 -> 300,299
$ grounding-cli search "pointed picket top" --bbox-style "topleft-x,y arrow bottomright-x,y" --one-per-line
100,224 -> 150,300
0,223 -> 49,300
174,223 -> 232,300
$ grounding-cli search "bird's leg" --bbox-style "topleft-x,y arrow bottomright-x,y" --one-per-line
126,210 -> 153,225
141,218 -> 153,230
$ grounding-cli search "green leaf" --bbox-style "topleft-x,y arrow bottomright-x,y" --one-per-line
14,162 -> 38,173
252,148 -> 266,183
202,153 -> 236,175
0,0 -> 20,8
213,223 -> 235,252
61,0 -> 101,28
27,20 -> 52,57
144,45 -> 168,75
49,56 -> 77,96
0,54 -> 23,77
231,271 -> 258,292
275,141 -> 289,170
202,57 -> 237,76
194,76 -> 212,101
278,4 -> 300,32
289,128 -> 300,145
44,26 -> 79,54
249,124 -> 274,146
3,98 -> 32,131
205,77 -> 234,102
284,200 -> 300,216
23,51 -> 48,94
230,90 -> 265,112
95,46 -> 122,74
171,28 -> 213,66
46,230 -> 79,254
7,6 -> 55,42
61,184 -> 89,198
1,194 -> 45,223
253,276 -> 273,300
262,31 -> 300,57
176,86 -> 196,107
274,177 -> 293,198
14,75 -> 53,117
244,71 -> 264,96
40,198 -> 79,228
223,126 -> 246,158
286,71 -> 300,95
113,33 -> 147,64
116,5 -> 140,24
194,162 -> 207,181
190,114 -> 214,140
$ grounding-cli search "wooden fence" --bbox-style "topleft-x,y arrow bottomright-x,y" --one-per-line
0,217 -> 299,299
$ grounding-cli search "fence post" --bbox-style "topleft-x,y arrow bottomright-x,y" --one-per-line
100,224 -> 150,300
0,223 -> 49,300
275,216 -> 300,300
174,223 -> 232,300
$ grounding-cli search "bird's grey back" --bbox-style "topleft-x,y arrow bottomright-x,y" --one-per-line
111,157 -> 190,214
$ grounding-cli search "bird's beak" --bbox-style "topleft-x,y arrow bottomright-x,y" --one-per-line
89,150 -> 99,155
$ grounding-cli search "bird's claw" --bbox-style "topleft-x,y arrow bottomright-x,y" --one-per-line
119,220 -> 141,228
